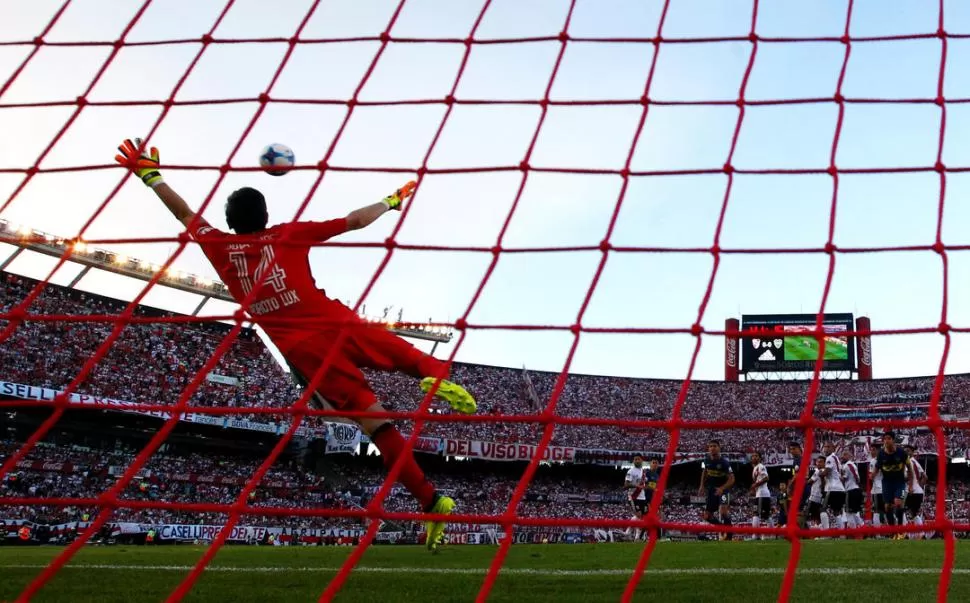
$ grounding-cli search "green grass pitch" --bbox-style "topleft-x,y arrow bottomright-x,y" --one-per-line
0,541 -> 964,602
784,335 -> 848,361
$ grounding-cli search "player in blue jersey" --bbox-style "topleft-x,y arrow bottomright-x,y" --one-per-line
874,431 -> 911,539
698,439 -> 735,538
644,458 -> 660,504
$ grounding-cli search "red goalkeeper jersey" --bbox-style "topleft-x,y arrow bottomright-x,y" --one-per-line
190,217 -> 358,352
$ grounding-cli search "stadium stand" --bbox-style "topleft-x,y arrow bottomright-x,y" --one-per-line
3,270 -> 970,457
2,270 -> 968,546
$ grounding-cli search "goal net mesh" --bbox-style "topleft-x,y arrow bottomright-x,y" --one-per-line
0,0 -> 959,601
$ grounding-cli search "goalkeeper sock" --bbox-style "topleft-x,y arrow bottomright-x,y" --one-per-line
371,424 -> 436,510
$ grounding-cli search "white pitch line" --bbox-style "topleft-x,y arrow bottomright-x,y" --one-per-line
0,565 -> 967,576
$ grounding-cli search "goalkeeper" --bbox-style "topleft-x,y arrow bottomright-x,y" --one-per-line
115,138 -> 476,552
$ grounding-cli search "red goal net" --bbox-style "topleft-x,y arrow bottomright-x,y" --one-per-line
0,0 -> 961,601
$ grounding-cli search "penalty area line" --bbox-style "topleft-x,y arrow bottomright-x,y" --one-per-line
0,565 -> 965,576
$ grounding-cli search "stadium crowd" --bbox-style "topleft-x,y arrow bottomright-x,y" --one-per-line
1,438 -> 963,540
4,272 -> 970,458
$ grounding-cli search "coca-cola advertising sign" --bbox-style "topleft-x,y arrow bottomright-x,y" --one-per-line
859,336 -> 872,367
15,460 -> 73,473
725,337 -> 738,368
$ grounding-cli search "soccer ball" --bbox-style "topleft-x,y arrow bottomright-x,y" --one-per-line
259,143 -> 295,176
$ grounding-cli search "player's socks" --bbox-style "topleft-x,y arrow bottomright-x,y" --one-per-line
425,494 -> 456,552
370,423 -> 436,510
895,508 -> 905,527
835,514 -> 844,531
873,513 -> 881,528
820,514 -> 830,531
914,515 -> 925,540
706,516 -> 720,539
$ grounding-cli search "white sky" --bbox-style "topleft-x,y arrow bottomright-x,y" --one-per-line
3,0 -> 970,381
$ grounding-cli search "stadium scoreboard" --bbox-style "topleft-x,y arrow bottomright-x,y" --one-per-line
740,313 -> 856,373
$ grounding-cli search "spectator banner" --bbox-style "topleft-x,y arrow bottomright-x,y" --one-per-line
0,381 -> 172,419
412,437 -> 444,454
115,523 -> 154,534
441,439 -> 576,462
158,524 -> 269,542
325,423 -> 362,455
152,524 -> 366,542
205,373 -> 240,386
160,473 -> 304,489
0,379 -> 333,438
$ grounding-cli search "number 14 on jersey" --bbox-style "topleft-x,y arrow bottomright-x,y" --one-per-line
228,247 -> 301,314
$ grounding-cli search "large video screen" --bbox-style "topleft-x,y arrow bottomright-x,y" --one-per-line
740,313 -> 856,373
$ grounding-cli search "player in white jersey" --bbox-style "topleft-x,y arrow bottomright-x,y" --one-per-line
749,452 -> 772,539
821,443 -> 846,530
624,455 -> 649,541
868,443 -> 885,530
840,449 -> 863,529
903,445 -> 927,539
807,456 -> 829,531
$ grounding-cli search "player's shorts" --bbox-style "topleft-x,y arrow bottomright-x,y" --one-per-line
756,497 -> 772,521
631,498 -> 649,516
882,480 -> 906,504
824,490 -> 846,514
706,490 -> 730,514
872,492 -> 885,513
846,488 -> 863,514
905,493 -> 924,517
285,322 -> 444,412
807,500 -> 823,523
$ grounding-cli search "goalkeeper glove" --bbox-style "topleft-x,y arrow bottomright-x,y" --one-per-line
382,180 -> 416,211
115,138 -> 163,188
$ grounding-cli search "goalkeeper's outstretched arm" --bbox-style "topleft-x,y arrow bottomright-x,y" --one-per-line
153,182 -> 196,227
115,138 -> 196,227
345,180 -> 416,231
